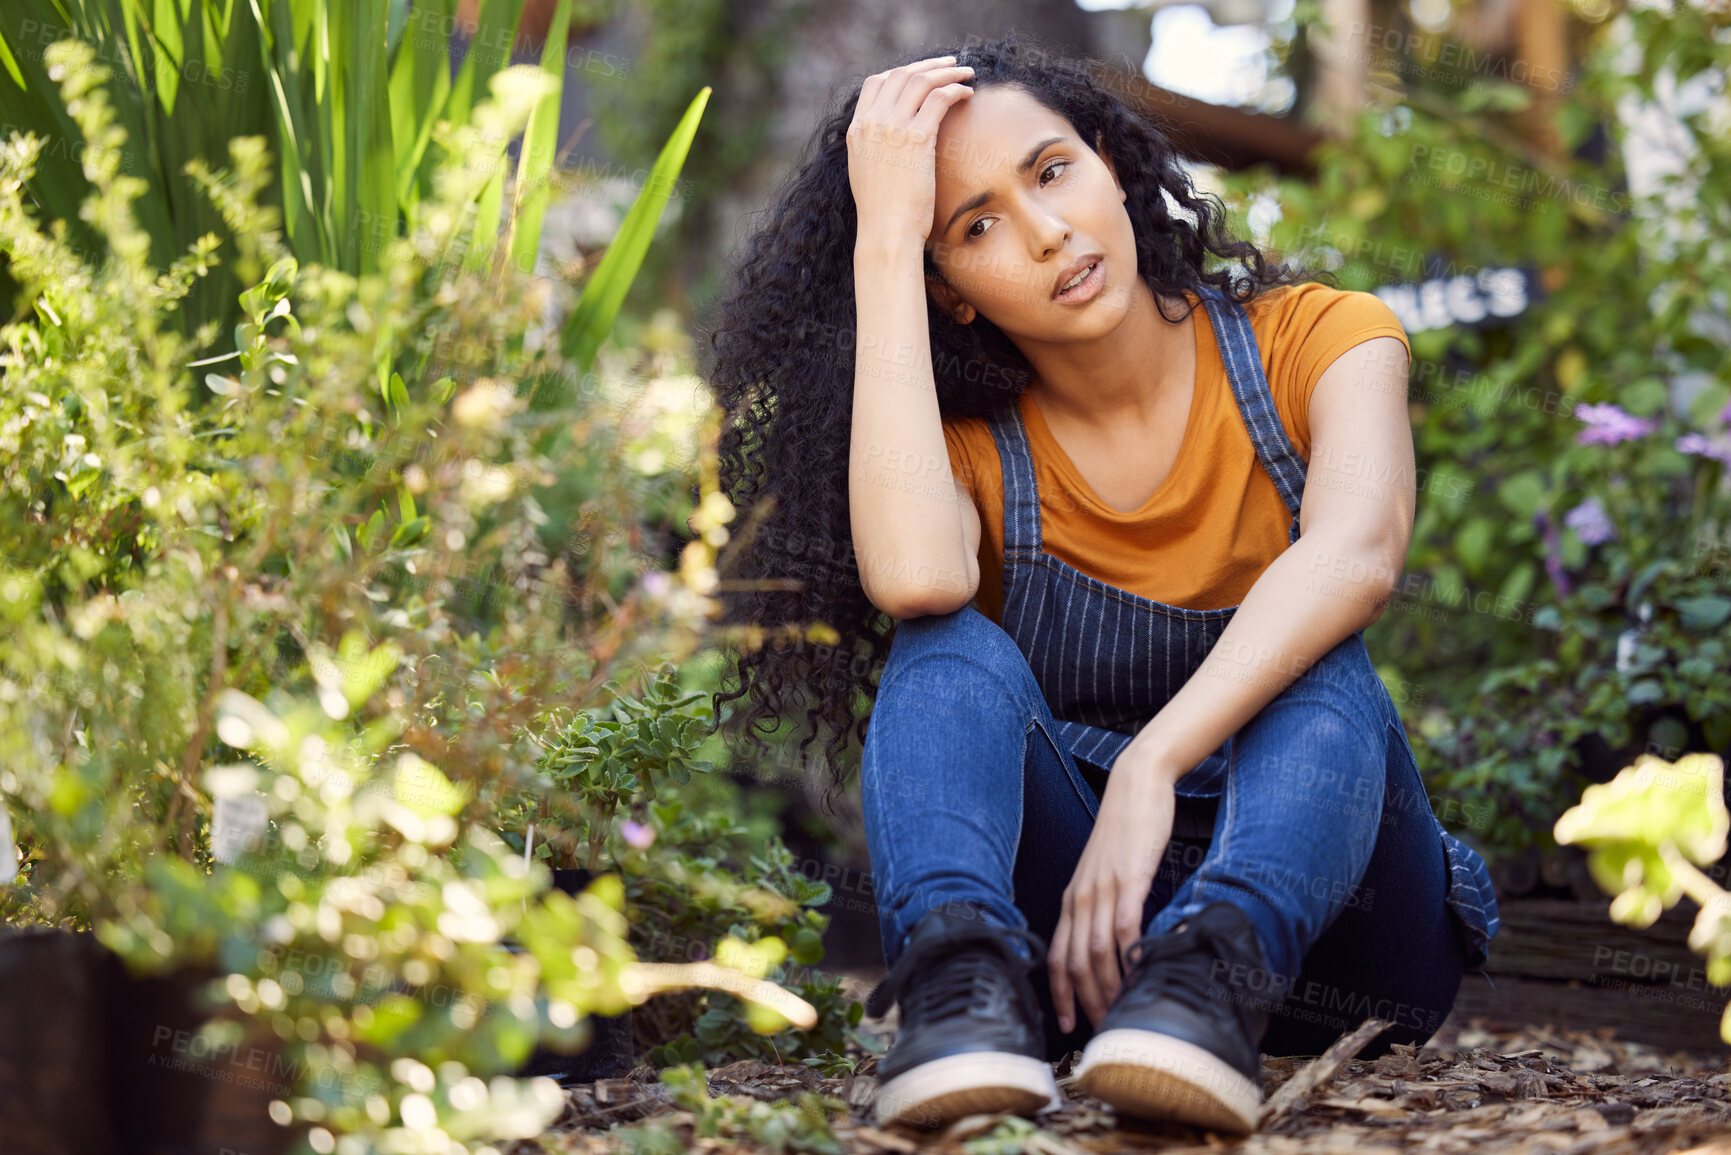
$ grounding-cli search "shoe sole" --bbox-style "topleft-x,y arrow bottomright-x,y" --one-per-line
1072,1027 -> 1262,1133
872,1050 -> 1061,1129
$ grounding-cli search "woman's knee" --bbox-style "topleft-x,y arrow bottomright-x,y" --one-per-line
1272,631 -> 1385,718
1237,702 -> 1384,810
881,604 -> 1038,701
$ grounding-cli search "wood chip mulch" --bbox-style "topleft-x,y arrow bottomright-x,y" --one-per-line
520,1004 -> 1731,1154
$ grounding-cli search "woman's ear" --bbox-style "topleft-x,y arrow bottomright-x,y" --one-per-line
1096,131 -> 1126,203
926,267 -> 977,325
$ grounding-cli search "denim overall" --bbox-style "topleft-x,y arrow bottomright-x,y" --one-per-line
978,284 -> 1499,972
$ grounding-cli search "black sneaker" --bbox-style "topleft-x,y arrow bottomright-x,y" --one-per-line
1072,900 -> 1274,1133
864,901 -> 1061,1128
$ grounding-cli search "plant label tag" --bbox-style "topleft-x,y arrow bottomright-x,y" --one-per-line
0,807 -> 15,885
211,793 -> 270,864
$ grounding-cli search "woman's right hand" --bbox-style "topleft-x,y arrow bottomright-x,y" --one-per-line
846,55 -> 975,246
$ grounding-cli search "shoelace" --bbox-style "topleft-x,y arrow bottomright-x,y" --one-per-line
1114,916 -> 1246,1020
866,923 -> 1045,1023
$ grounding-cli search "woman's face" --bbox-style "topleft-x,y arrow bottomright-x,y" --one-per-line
924,84 -> 1137,342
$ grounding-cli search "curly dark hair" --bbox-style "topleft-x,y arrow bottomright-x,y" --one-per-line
696,28 -> 1326,815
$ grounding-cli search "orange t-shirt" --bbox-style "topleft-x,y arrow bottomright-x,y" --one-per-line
942,282 -> 1411,623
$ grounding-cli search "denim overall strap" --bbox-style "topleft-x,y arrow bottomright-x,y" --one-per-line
1195,285 -> 1306,546
992,393 -> 1044,562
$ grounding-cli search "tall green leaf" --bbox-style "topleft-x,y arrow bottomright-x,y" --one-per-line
560,86 -> 711,375
506,0 -> 572,276
329,0 -> 395,275
387,0 -> 456,212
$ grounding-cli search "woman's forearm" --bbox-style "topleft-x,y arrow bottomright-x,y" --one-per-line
1118,528 -> 1402,783
848,231 -> 977,617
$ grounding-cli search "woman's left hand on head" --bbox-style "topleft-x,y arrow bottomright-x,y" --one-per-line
1047,755 -> 1180,1034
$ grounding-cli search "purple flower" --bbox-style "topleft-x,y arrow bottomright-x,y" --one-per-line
1575,402 -> 1658,446
1564,496 -> 1616,545
1677,432 -> 1731,465
621,819 -> 655,849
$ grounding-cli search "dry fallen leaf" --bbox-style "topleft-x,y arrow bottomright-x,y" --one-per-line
1310,1095 -> 1408,1118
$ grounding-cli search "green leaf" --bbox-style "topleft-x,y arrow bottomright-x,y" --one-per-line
393,753 -> 469,817
0,22 -> 24,91
333,0 -> 399,277
334,631 -> 402,709
1687,382 -> 1731,428
388,371 -> 411,414
358,507 -> 387,551
1498,472 -> 1546,521
1677,596 -> 1731,632
1627,680 -> 1665,705
507,0 -> 573,275
389,0 -> 456,206
445,0 -> 523,125
355,993 -> 423,1047
1498,561 -> 1536,609
1455,517 -> 1495,574
390,516 -> 429,547
561,86 -> 712,375
1554,753 -> 1730,920
1629,561 -> 1669,608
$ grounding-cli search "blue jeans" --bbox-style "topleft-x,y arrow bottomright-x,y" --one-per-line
861,604 -> 1467,1061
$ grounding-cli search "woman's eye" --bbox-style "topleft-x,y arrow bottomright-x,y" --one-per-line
964,160 -> 1069,242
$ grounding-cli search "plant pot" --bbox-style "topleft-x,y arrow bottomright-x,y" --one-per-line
102,955 -> 296,1155
0,927 -> 115,1155
514,866 -> 637,1085
0,927 -> 296,1155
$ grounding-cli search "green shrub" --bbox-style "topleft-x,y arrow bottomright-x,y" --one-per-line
0,35 -> 841,1154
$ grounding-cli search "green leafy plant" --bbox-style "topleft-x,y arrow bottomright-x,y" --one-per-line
495,662 -> 720,873
0,0 -> 706,355
103,679 -> 636,1148
624,805 -> 863,1070
1554,751 -> 1731,1040
0,27 -> 834,1154
954,1115 -> 1079,1155
0,0 -> 521,337
1411,557 -> 1731,854
1214,2 -> 1731,857
611,1062 -> 848,1155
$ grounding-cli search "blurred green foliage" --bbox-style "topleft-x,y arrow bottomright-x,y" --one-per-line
612,1061 -> 849,1154
1218,2 -> 1731,856
1554,751 -> 1731,1039
0,0 -> 594,345
0,27 -> 856,1154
